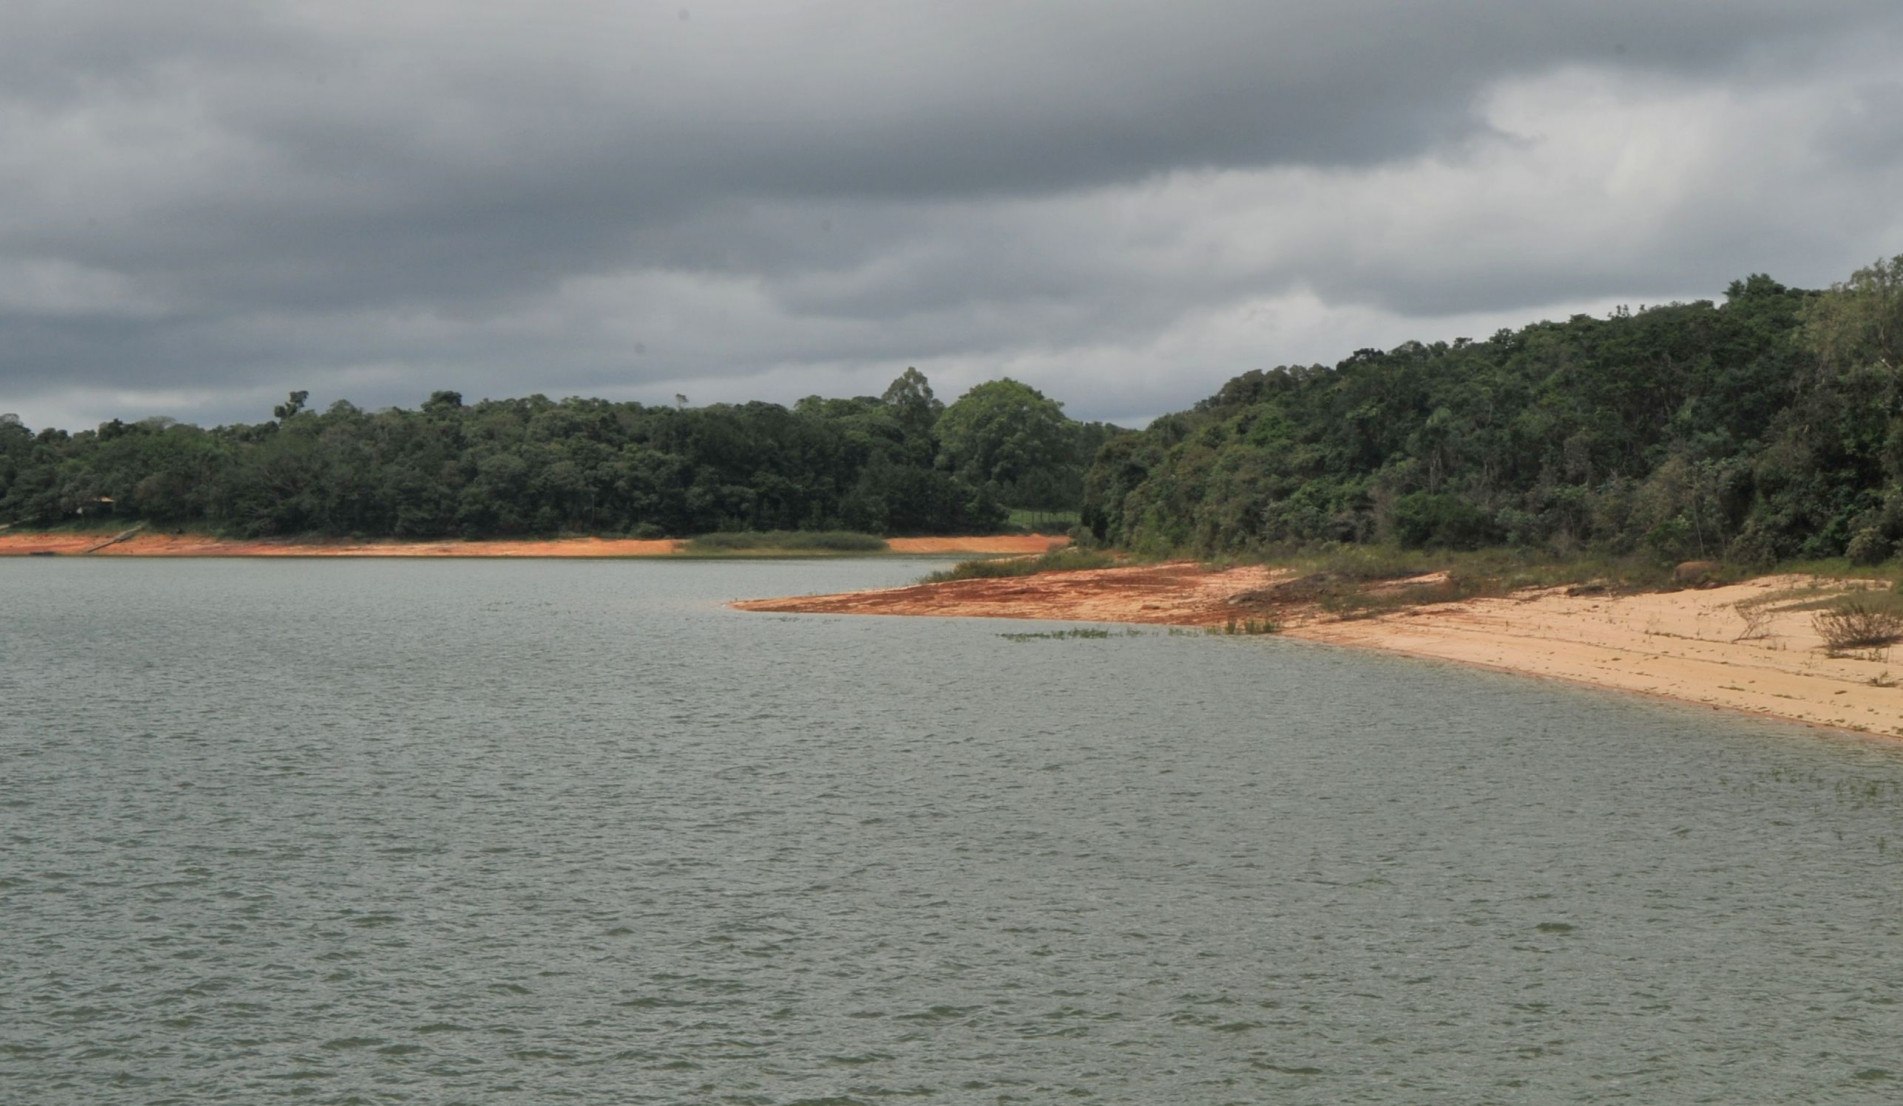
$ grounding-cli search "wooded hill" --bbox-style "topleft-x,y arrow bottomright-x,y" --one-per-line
7,258 -> 1898,559
0,371 -> 1115,539
1081,258 -> 1903,566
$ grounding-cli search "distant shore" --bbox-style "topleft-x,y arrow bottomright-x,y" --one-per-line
0,531 -> 1067,558
736,562 -> 1903,740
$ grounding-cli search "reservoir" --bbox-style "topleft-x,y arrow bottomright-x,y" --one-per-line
4,558 -> 1902,1103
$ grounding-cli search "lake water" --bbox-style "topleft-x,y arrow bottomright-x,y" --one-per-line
4,558 -> 1902,1104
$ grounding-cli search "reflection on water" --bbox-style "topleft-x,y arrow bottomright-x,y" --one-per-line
4,558 -> 1903,1104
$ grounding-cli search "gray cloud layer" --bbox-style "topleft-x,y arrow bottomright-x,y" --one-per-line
4,1 -> 1902,430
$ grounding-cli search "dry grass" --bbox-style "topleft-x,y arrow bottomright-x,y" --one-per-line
1732,600 -> 1778,642
1812,592 -> 1903,656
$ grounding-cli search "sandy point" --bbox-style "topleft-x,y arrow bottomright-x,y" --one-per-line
737,565 -> 1903,741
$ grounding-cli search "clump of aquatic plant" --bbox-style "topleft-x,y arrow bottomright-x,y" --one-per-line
997,627 -> 1142,642
1215,617 -> 1279,635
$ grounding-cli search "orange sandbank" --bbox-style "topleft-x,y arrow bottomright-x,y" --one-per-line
736,563 -> 1903,740
0,531 -> 1065,558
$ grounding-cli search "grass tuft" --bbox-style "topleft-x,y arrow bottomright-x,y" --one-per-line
997,627 -> 1142,642
1812,591 -> 1903,656
1215,617 -> 1280,635
923,547 -> 1117,583
685,530 -> 888,554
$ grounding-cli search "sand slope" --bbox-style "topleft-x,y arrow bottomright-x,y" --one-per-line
1294,576 -> 1901,738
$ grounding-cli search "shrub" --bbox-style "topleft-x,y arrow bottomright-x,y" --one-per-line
1389,492 -> 1499,550
1812,593 -> 1903,654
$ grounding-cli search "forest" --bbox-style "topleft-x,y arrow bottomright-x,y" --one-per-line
1082,258 -> 1903,566
0,371 -> 1113,539
5,258 -> 1900,563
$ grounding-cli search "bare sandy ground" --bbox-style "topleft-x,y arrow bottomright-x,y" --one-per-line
1297,576 -> 1902,739
737,564 -> 1903,739
0,531 -> 1066,558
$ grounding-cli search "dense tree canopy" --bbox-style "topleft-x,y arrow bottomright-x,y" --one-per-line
12,259 -> 1899,562
936,378 -> 1082,511
1081,259 -> 1903,565
0,370 -> 1109,539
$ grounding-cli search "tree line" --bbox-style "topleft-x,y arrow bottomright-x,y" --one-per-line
11,257 -> 1898,559
1081,258 -> 1903,565
0,370 -> 1114,539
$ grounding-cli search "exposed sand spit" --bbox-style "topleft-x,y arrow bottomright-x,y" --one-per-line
738,566 -> 1903,739
737,561 -> 1283,624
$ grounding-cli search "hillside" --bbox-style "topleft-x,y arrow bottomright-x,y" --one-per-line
1083,259 -> 1902,566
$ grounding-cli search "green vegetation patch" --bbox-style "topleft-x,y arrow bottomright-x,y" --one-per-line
1218,545 -> 1689,623
685,530 -> 889,554
923,546 -> 1117,583
1215,617 -> 1280,635
997,627 -> 1143,642
1006,508 -> 1081,536
1080,258 -> 1903,570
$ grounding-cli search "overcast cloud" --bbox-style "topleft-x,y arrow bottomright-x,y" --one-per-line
3,0 -> 1901,431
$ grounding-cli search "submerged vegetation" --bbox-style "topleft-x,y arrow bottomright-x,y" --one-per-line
997,627 -> 1141,642
1218,617 -> 1280,635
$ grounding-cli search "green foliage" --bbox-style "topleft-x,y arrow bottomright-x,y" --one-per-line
684,530 -> 888,553
1217,617 -> 1280,635
1082,258 -> 1903,566
1007,507 -> 1080,535
0,369 -> 1042,540
997,627 -> 1141,641
936,378 -> 1123,513
921,546 -> 1118,583
1390,492 -> 1498,549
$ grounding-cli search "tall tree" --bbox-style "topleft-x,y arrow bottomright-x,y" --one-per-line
936,378 -> 1079,509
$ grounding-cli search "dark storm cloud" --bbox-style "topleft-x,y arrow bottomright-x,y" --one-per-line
3,1 -> 1902,429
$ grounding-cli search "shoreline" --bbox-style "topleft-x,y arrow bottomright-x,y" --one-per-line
0,532 -> 1066,558
735,562 -> 1903,740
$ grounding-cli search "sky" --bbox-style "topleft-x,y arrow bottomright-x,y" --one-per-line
3,1 -> 1901,433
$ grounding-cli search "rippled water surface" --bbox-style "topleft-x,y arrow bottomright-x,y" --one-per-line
5,558 -> 1903,1104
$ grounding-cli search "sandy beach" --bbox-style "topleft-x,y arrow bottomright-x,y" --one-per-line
736,562 -> 1903,739
0,532 -> 1066,558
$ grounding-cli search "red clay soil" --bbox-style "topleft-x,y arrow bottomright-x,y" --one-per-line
0,533 -> 687,557
735,561 -> 1281,624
